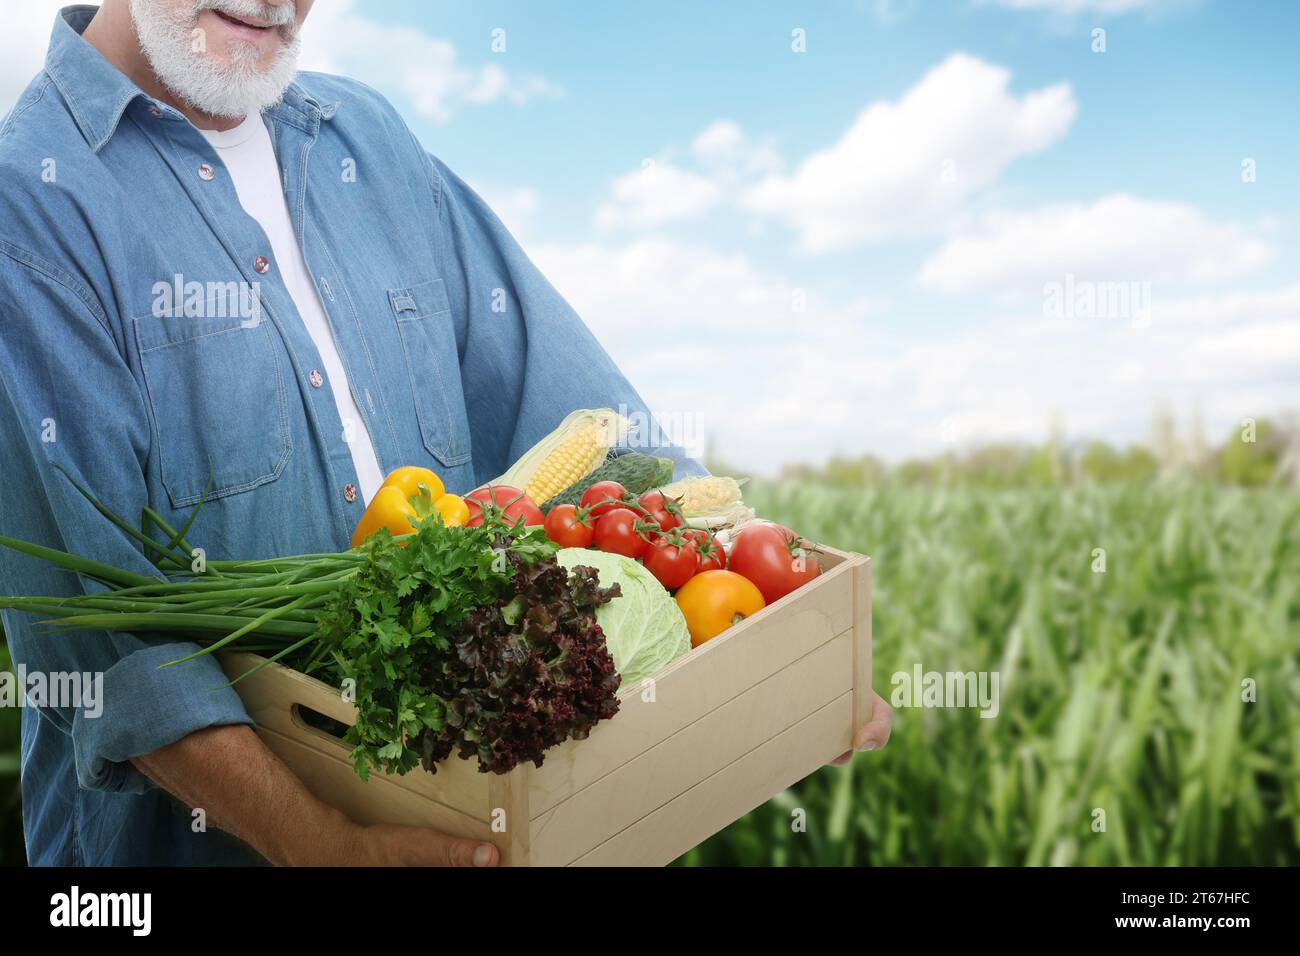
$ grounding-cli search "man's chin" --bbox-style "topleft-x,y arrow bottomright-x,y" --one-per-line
130,0 -> 300,119
166,70 -> 295,120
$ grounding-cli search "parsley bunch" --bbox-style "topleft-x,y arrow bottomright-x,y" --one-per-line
314,518 -> 622,778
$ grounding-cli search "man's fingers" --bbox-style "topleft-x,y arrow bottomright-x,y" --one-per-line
853,690 -> 894,752
440,837 -> 499,867
400,827 -> 499,867
829,751 -> 853,767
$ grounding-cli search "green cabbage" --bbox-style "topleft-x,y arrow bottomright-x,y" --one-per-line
555,548 -> 692,687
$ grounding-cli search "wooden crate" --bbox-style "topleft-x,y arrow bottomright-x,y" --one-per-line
219,544 -> 872,866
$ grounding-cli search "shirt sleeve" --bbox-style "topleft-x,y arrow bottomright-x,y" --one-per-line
420,148 -> 709,485
0,251 -> 254,795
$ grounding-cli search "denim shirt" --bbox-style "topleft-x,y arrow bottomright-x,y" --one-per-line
0,7 -> 702,866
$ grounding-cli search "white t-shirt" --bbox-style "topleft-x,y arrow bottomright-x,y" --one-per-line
198,114 -> 385,505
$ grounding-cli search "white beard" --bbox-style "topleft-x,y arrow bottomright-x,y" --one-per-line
129,0 -> 302,119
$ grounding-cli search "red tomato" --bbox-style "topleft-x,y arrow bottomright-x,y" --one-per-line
643,534 -> 698,590
465,485 -> 544,528
544,504 -> 594,548
580,481 -> 628,519
637,491 -> 682,536
727,523 -> 821,604
593,507 -> 649,559
683,528 -> 727,572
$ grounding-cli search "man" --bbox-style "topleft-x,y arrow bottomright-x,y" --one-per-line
0,2 -> 892,866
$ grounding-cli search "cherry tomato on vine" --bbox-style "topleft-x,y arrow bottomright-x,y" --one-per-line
637,491 -> 683,536
642,533 -> 699,590
682,528 -> 727,572
544,504 -> 595,548
580,481 -> 628,520
593,507 -> 650,559
465,485 -> 544,528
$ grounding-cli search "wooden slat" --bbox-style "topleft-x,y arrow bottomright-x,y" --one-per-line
221,652 -> 490,818
851,556 -> 874,735
487,767 -> 531,866
569,691 -> 854,867
815,544 -> 852,567
529,631 -> 853,865
221,652 -> 356,725
527,556 -> 857,815
254,726 -> 491,842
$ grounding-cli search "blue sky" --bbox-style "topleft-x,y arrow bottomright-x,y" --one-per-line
5,1 -> 1298,472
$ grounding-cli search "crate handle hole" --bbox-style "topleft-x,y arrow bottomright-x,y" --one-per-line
291,704 -> 353,743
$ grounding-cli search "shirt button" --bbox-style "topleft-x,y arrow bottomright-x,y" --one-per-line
253,256 -> 270,274
343,483 -> 357,503
148,104 -> 162,117
198,163 -> 215,181
309,369 -> 324,388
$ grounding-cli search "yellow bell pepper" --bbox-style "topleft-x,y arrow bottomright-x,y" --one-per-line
349,485 -> 420,548
434,493 -> 470,527
350,467 -> 473,546
380,466 -> 445,502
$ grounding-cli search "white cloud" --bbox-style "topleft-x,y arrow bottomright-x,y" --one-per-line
689,121 -> 782,178
916,194 -> 1276,294
295,1 -> 560,123
530,236 -> 892,465
592,121 -> 779,231
742,53 -> 1077,252
532,237 -> 809,338
533,231 -> 1299,472
472,183 -> 541,239
1189,322 -> 1300,370
593,162 -> 724,231
1151,283 -> 1300,327
590,56 -> 1076,250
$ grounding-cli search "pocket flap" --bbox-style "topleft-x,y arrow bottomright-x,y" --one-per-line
134,310 -> 261,353
389,278 -> 450,321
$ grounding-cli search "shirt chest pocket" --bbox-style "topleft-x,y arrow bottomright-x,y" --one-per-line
389,278 -> 472,468
132,312 -> 292,508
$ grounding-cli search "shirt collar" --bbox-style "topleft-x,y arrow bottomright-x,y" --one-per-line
44,4 -> 338,153
266,81 -> 340,135
45,6 -> 147,152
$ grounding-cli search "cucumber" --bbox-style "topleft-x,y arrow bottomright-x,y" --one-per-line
541,454 -> 675,513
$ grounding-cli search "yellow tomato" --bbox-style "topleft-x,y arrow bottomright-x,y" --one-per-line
380,466 -> 445,503
434,493 -> 470,527
349,485 -> 420,548
674,570 -> 766,647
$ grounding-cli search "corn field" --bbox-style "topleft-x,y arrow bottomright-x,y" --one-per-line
2,479 -> 1298,866
679,479 -> 1300,866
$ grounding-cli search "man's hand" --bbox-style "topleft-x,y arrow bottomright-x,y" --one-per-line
829,689 -> 893,767
131,724 -> 499,867
354,823 -> 499,867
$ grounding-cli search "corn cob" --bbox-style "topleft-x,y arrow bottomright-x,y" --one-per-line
659,475 -> 746,517
541,454 -> 675,513
494,408 -> 628,503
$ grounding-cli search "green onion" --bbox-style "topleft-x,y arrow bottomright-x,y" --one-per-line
0,471 -> 361,678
